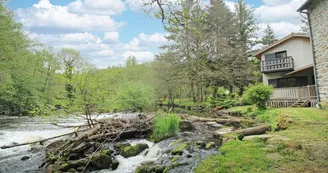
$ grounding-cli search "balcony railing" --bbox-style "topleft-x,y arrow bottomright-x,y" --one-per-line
261,56 -> 294,73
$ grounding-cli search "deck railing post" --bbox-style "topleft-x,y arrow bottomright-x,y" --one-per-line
307,85 -> 311,100
297,87 -> 301,101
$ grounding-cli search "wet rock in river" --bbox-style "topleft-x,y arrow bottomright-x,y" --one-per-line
114,142 -> 131,152
111,158 -> 119,170
90,152 -> 112,170
171,143 -> 190,155
121,143 -> 149,158
21,156 -> 30,161
179,120 -> 195,132
205,142 -> 216,149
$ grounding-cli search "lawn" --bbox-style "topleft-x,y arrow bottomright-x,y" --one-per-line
195,107 -> 328,173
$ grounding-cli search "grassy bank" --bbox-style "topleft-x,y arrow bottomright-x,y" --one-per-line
195,107 -> 328,173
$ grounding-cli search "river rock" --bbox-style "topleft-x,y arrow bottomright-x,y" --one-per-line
120,143 -> 149,158
114,142 -> 131,152
171,143 -> 190,155
90,152 -> 112,170
135,162 -> 165,173
111,158 -> 119,170
205,142 -> 216,149
45,140 -> 65,154
206,122 -> 223,128
214,127 -> 234,137
45,164 -> 61,173
21,156 -> 30,161
179,120 -> 195,132
196,141 -> 206,147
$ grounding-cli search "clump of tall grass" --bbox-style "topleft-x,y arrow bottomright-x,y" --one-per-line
151,111 -> 180,142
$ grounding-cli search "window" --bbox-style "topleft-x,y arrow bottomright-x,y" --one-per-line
269,76 -> 308,88
275,51 -> 287,59
278,78 -> 297,88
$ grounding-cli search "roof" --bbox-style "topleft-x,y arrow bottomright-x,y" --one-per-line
282,64 -> 313,76
297,0 -> 312,12
255,33 -> 309,59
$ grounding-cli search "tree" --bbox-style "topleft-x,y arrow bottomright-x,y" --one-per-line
114,81 -> 156,112
59,48 -> 82,105
261,25 -> 277,46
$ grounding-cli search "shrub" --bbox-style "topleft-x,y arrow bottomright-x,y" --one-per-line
152,112 -> 180,142
243,84 -> 273,110
207,89 -> 239,109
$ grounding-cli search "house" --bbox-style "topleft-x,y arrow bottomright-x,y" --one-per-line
298,0 -> 328,103
256,33 -> 317,107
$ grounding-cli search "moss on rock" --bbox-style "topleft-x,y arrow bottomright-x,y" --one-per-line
90,153 -> 112,170
121,143 -> 149,158
205,142 -> 216,149
114,142 -> 131,152
171,143 -> 190,155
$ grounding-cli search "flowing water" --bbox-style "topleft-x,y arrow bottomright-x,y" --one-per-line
0,113 -> 142,173
0,113 -> 219,173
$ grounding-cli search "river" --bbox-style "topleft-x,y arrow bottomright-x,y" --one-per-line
0,113 -> 159,173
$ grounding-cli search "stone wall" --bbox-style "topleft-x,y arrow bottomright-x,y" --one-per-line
309,0 -> 328,101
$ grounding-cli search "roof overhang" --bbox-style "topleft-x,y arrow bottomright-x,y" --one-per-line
282,64 -> 313,77
255,33 -> 309,59
298,0 -> 311,12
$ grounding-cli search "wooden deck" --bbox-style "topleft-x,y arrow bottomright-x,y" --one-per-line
267,85 -> 317,107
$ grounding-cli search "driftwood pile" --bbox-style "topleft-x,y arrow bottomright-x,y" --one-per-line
39,114 -> 154,172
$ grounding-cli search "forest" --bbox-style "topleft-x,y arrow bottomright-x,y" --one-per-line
0,0 -> 280,117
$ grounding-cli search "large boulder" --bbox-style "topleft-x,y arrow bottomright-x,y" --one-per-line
120,143 -> 149,158
90,153 -> 112,170
114,142 -> 131,152
179,120 -> 195,132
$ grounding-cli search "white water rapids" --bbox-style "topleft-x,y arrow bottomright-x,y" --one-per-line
0,113 -> 161,173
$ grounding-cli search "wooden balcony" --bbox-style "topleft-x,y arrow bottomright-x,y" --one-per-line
261,56 -> 294,73
268,85 -> 318,107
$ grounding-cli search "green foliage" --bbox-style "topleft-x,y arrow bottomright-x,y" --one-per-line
194,140 -> 271,173
114,81 -> 156,111
207,88 -> 239,109
152,112 -> 180,142
243,84 -> 273,110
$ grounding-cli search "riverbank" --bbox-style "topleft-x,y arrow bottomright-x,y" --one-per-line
195,107 -> 328,173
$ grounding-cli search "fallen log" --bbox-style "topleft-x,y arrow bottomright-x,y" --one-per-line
187,116 -> 254,127
87,128 -> 152,141
215,124 -> 272,141
0,128 -> 86,149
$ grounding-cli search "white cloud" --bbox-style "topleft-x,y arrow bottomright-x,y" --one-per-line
262,0 -> 291,6
254,0 -> 306,23
67,0 -> 126,15
16,0 -> 124,33
124,33 -> 167,51
258,22 -> 301,38
138,33 -> 167,44
224,1 -> 236,12
122,51 -> 154,63
28,32 -> 100,44
103,32 -> 120,43
89,49 -> 115,56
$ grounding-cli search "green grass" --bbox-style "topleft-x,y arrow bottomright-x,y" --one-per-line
194,140 -> 272,173
151,112 -> 181,142
227,106 -> 328,172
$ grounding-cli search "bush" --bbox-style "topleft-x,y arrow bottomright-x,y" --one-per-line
243,84 -> 273,110
207,89 -> 239,109
152,112 -> 180,142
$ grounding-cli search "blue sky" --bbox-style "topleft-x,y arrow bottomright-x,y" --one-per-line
5,0 -> 306,68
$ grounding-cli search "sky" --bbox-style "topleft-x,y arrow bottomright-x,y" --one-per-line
5,0 -> 307,68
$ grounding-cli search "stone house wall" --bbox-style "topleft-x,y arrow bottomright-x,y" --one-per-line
308,0 -> 328,101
